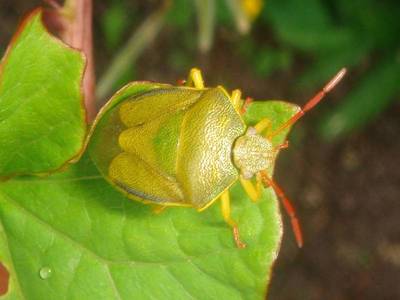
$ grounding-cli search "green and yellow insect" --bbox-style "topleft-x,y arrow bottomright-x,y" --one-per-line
89,68 -> 346,248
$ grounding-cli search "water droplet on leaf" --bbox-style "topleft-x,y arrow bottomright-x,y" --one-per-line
39,267 -> 52,279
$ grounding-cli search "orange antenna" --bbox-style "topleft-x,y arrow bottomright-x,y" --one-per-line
267,68 -> 347,139
260,171 -> 303,248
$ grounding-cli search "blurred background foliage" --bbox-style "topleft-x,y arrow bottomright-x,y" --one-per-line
1,0 -> 400,299
97,0 -> 400,141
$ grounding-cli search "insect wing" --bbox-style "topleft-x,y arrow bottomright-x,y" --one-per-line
90,87 -> 203,205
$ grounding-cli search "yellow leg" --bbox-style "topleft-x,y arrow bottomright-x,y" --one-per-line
256,173 -> 263,195
231,89 -> 242,112
220,191 -> 246,248
152,205 -> 167,214
254,118 -> 271,134
186,68 -> 204,89
239,175 -> 262,202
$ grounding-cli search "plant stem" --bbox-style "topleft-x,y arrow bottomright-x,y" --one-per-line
62,0 -> 96,121
194,0 -> 216,53
224,0 -> 250,34
96,2 -> 170,102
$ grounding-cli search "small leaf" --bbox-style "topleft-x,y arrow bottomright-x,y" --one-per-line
0,9 -> 86,177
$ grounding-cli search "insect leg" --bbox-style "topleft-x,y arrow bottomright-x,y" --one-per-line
230,89 -> 243,112
220,191 -> 246,248
274,140 -> 289,151
267,68 -> 347,138
152,205 -> 167,214
176,79 -> 186,85
254,118 -> 271,134
186,68 -> 205,89
260,170 -> 303,248
239,175 -> 262,202
256,173 -> 264,192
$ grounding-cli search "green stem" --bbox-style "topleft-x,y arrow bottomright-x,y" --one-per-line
224,0 -> 250,34
96,2 -> 170,102
194,0 -> 216,53
62,0 -> 96,121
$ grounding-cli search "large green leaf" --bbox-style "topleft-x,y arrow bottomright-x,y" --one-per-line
0,84 -> 299,299
0,9 -> 86,177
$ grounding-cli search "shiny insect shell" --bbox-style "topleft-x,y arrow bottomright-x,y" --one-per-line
89,68 -> 346,248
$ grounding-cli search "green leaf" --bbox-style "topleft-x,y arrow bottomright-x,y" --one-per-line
0,156 -> 279,299
0,9 -> 86,177
264,0 -> 354,52
0,83 -> 299,298
336,0 -> 400,47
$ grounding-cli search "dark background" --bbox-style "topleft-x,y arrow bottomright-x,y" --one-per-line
1,1 -> 399,299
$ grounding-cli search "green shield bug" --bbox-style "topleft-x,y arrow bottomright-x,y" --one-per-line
89,68 -> 346,248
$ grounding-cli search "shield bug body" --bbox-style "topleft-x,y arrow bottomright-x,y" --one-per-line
90,68 -> 346,248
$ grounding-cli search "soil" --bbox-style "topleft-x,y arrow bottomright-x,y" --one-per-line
1,2 -> 399,299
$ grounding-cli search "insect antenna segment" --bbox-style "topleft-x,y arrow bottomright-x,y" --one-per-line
257,68 -> 346,248
267,68 -> 347,139
260,170 -> 303,248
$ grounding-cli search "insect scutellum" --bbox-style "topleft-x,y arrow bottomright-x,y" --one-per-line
186,67 -> 346,249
